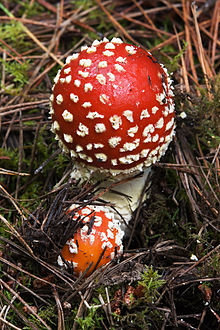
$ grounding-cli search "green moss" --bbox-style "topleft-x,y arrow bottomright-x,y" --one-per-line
199,252 -> 220,278
76,305 -> 103,330
0,59 -> 30,92
143,191 -> 193,246
24,305 -> 57,330
23,121 -> 36,127
73,0 -> 96,10
72,0 -> 115,34
0,148 -> 20,172
196,75 -> 220,148
112,267 -> 166,329
0,221 -> 11,239
17,0 -> 45,17
138,266 -> 166,304
0,20 -> 31,52
169,40 -> 188,72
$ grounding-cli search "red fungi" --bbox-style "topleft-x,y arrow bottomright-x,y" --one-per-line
50,38 -> 175,177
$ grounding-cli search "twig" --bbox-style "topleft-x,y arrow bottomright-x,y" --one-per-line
0,279 -> 52,330
0,214 -> 34,254
0,316 -> 22,330
180,244 -> 220,277
53,286 -> 65,330
191,3 -> 213,98
95,0 -> 137,44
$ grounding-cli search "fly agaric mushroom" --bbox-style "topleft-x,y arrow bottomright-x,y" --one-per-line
58,204 -> 124,277
50,37 -> 175,178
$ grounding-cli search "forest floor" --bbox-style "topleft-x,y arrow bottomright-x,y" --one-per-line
0,1 -> 219,329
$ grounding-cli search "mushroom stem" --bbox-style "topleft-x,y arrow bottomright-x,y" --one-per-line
98,168 -> 151,228
71,165 -> 151,228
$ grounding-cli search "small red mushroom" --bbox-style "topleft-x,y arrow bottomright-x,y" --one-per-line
58,204 -> 124,277
50,38 -> 175,177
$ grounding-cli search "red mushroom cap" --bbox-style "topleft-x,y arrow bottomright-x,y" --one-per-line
50,38 -> 175,176
58,204 -> 124,277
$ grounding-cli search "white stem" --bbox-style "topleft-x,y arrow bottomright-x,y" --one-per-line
97,168 -> 151,227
